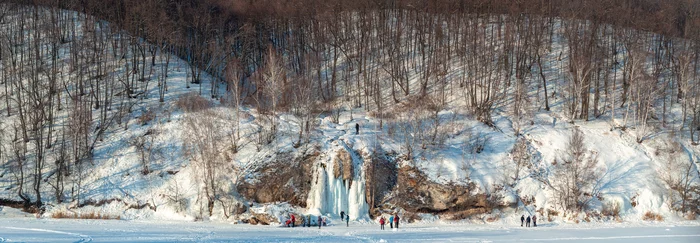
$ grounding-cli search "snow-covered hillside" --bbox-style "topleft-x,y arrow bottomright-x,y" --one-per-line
0,3 -> 698,231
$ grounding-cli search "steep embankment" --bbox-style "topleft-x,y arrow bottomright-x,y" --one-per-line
0,4 -> 698,225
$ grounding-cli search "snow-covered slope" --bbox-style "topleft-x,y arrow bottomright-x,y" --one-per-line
0,6 -> 698,227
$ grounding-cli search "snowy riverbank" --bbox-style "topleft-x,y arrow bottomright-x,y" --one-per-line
1,207 -> 698,242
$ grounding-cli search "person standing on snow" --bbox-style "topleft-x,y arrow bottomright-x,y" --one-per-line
389,215 -> 394,229
380,217 -> 386,230
521,215 -> 525,227
307,215 -> 311,227
526,215 -> 531,227
340,211 -> 345,221
355,123 -> 360,135
318,215 -> 322,229
346,215 -> 349,227
291,214 -> 296,227
532,215 -> 537,227
394,214 -> 400,229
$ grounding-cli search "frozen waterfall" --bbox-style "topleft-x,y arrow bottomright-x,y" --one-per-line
306,141 -> 369,221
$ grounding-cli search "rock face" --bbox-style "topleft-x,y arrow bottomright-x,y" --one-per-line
332,149 -> 354,186
364,151 -> 398,211
239,147 -> 493,221
237,151 -> 318,207
391,165 -> 487,218
245,213 -> 277,225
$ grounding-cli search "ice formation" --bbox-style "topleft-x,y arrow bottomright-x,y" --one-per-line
306,140 -> 369,220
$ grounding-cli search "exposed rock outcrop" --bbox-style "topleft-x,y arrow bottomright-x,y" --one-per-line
332,149 -> 354,186
237,150 -> 319,207
390,165 -> 490,219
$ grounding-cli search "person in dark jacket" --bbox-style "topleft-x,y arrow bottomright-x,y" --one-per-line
318,215 -> 322,229
340,211 -> 345,221
521,215 -> 525,227
346,215 -> 349,227
526,215 -> 531,227
307,215 -> 311,227
355,123 -> 360,135
532,215 -> 537,227
394,214 -> 400,229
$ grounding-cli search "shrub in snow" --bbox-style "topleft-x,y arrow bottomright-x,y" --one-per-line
601,201 -> 621,219
656,136 -> 700,215
175,92 -> 212,113
642,211 -> 664,221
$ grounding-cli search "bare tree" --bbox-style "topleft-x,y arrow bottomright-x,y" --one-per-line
542,127 -> 602,212
504,137 -> 532,186
182,109 -> 227,216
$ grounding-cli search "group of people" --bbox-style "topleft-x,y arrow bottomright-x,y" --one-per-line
285,214 -> 328,228
378,214 -> 400,230
520,215 -> 537,227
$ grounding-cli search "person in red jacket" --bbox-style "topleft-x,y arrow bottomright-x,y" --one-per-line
290,214 -> 296,227
394,214 -> 400,229
379,217 -> 385,230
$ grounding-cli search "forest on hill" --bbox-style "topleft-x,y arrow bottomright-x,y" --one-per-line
0,0 -> 698,222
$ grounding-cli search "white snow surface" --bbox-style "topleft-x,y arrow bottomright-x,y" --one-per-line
0,208 -> 698,243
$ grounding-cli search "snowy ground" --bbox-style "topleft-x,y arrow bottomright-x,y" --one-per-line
0,216 -> 699,242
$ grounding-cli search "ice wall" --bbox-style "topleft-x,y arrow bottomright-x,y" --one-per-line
306,141 -> 369,220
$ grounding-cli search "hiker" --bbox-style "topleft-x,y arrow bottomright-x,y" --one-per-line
291,214 -> 296,227
380,217 -> 385,230
323,217 -> 327,226
307,215 -> 311,227
532,215 -> 537,227
300,215 -> 306,227
346,214 -> 349,227
341,211 -> 345,221
394,214 -> 400,229
318,215 -> 322,229
520,215 -> 525,227
355,123 -> 359,135
526,215 -> 531,227
389,215 -> 394,229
